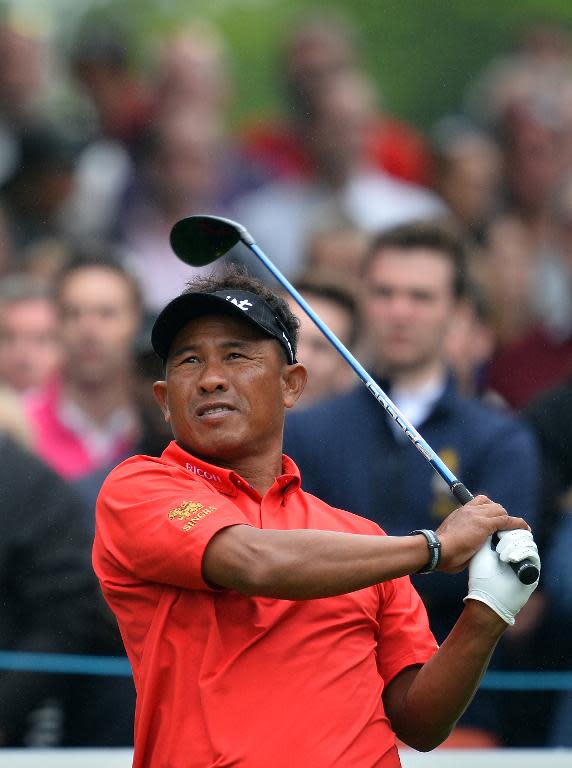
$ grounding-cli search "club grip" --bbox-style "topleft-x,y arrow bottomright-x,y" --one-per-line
451,482 -> 474,505
510,558 -> 540,585
451,483 -> 539,585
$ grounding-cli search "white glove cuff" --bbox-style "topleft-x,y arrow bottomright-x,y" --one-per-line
464,591 -> 515,626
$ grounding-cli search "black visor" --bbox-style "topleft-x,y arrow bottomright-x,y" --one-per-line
151,289 -> 296,364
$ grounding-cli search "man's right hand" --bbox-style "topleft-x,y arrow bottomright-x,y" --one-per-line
435,495 -> 530,573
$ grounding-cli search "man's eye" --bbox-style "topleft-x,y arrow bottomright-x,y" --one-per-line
411,291 -> 434,303
227,352 -> 244,360
182,356 -> 199,364
369,286 -> 392,299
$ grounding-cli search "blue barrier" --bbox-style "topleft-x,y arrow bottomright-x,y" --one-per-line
1,651 -> 572,690
0,652 -> 132,677
482,672 -> 572,691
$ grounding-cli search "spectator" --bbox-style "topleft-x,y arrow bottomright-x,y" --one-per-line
0,21 -> 53,136
486,177 -> 572,409
443,279 -> 496,400
0,122 -> 79,253
240,11 -> 431,184
67,316 -> 170,745
477,214 -> 537,346
130,314 -> 174,458
0,205 -> 13,277
154,22 -> 232,117
487,315 -> 572,410
70,23 -> 154,154
305,223 -> 368,276
63,24 -> 152,244
232,69 -> 444,280
525,375 -> 572,552
18,238 -> 74,283
543,501 -> 572,746
463,47 -> 572,388
288,270 -> 361,407
74,313 -> 172,514
284,221 -> 539,745
515,20 -> 572,64
500,92 -> 567,249
0,22 -> 42,121
532,174 -> 572,335
25,253 -> 143,479
119,105 -> 263,311
0,432 -> 98,747
466,50 -> 572,248
0,275 -> 61,395
506,376 -> 572,747
0,386 -> 31,447
431,116 -> 502,244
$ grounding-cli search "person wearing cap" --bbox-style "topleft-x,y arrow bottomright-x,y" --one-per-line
93,266 -> 539,768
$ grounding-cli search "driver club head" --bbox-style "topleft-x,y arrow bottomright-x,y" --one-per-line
170,215 -> 252,267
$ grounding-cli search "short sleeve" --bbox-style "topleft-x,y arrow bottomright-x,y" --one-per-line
376,576 -> 438,686
94,457 -> 251,591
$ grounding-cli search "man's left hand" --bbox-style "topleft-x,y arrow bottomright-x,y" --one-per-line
464,530 -> 540,625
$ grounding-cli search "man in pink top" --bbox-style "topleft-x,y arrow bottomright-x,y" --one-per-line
26,254 -> 142,479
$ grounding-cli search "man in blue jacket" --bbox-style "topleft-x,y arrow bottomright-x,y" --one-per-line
284,221 -> 539,745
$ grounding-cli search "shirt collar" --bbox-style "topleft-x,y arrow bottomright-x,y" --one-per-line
364,371 -> 459,429
390,371 -> 447,430
162,441 -> 301,500
278,453 -> 302,499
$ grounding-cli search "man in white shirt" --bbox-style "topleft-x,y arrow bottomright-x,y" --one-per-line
231,70 -> 445,280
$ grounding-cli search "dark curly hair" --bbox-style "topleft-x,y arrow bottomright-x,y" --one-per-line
182,265 -> 300,357
365,221 -> 468,299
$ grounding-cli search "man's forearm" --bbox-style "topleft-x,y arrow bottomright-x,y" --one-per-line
203,496 -> 529,599
203,525 -> 430,598
385,600 -> 506,750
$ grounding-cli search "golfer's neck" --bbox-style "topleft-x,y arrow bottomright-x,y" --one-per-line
213,447 -> 286,498
236,460 -> 285,497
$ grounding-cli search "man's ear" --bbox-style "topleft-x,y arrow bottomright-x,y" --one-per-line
152,380 -> 170,423
282,363 -> 307,409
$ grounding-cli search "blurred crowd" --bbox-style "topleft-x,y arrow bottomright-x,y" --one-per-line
1,7 -> 572,750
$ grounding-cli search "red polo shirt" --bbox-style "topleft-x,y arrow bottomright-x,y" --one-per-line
93,441 -> 437,768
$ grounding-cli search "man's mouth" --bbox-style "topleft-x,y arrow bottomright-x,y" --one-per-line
196,403 -> 236,418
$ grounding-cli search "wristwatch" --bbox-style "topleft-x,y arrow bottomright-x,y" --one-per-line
408,529 -> 442,574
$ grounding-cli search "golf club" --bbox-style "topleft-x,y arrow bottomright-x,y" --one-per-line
170,214 -> 539,585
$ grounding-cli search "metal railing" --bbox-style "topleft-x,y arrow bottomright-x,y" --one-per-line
1,651 -> 572,690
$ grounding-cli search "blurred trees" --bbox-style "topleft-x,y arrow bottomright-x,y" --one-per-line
4,0 -> 572,128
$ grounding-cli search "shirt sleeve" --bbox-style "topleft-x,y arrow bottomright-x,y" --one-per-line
376,575 -> 438,686
94,457 -> 251,591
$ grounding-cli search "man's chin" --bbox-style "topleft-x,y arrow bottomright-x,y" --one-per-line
178,434 -> 246,466
381,358 -> 421,375
75,369 -> 112,388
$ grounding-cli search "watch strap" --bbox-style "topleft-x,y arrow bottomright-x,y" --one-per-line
408,529 -> 442,574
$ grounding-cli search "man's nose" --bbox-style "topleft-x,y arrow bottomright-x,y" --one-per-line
386,295 -> 414,319
197,360 -> 229,393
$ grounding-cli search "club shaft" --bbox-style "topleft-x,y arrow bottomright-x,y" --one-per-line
250,243 -> 458,483
247,241 -> 538,585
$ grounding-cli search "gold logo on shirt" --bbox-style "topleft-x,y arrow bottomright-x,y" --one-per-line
169,501 -> 206,520
168,501 -> 216,531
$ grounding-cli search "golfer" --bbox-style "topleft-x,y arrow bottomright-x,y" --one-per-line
93,268 -> 539,768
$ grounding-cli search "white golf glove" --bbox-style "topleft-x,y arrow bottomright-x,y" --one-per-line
464,530 -> 540,625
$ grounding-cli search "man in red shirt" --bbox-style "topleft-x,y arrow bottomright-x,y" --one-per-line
93,268 -> 539,768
